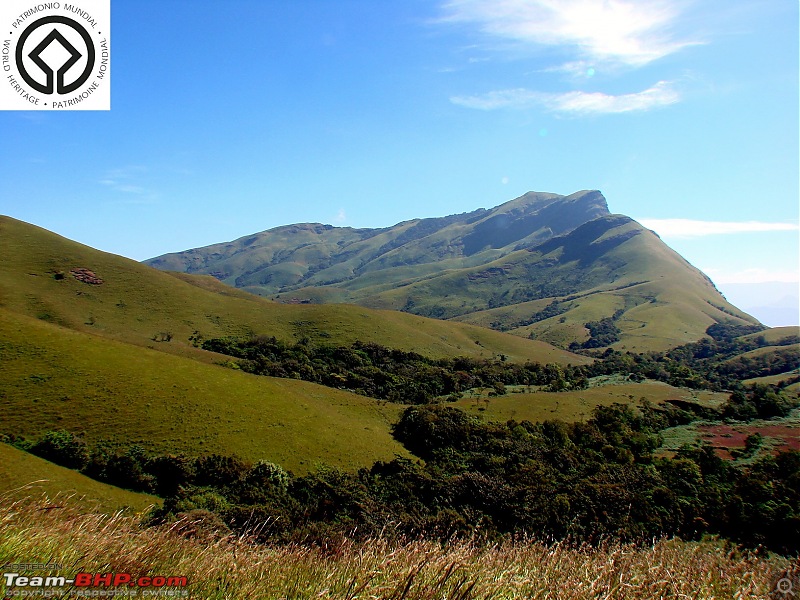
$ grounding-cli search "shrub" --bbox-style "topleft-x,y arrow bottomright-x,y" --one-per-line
29,430 -> 89,470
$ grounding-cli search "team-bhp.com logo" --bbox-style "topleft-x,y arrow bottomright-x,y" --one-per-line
3,570 -> 189,596
1,0 -> 109,110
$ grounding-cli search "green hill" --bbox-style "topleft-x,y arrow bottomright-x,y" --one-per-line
145,191 -> 760,351
451,215 -> 760,351
0,307 -> 409,473
0,302 -> 422,472
453,380 -> 730,423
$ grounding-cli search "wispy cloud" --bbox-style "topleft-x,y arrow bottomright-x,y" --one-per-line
638,218 -> 800,238
439,0 -> 700,67
440,1 -> 702,116
451,81 -> 679,114
98,165 -> 158,202
541,60 -> 598,79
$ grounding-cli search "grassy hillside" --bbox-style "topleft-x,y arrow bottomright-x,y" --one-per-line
0,215 -> 583,365
147,191 -> 606,293
0,443 -> 157,513
740,325 -> 799,344
0,308 -> 409,473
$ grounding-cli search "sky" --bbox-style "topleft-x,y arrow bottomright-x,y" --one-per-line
1,0 -> 798,325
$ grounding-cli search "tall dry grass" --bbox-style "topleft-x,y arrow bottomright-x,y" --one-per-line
0,494 -> 792,599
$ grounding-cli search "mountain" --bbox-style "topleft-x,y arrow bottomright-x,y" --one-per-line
146,190 -> 760,351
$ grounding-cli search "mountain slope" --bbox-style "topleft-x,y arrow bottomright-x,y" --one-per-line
449,215 -> 758,351
146,191 -> 760,351
147,191 -> 607,293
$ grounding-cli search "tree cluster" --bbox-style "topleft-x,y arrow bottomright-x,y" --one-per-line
200,332 -> 798,405
201,337 -> 591,403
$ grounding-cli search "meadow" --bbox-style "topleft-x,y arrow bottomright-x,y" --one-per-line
453,378 -> 729,423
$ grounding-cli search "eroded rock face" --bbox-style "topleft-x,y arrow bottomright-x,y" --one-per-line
70,268 -> 104,285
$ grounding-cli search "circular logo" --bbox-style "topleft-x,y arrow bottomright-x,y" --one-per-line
16,15 -> 95,95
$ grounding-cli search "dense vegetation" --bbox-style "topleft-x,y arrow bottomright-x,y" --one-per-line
200,327 -> 799,405
10,397 -> 800,554
202,336 -> 591,402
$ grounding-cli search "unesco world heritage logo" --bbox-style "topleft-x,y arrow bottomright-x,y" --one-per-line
1,0 -> 110,110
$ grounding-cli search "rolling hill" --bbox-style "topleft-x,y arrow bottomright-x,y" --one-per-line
146,190 -> 760,351
0,306 -> 410,473
0,212 -> 795,546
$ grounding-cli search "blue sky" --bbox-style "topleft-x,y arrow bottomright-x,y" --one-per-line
1,0 -> 798,324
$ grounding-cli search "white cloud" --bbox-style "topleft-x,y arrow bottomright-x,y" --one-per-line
333,208 -> 347,224
439,0 -> 700,67
638,218 -> 800,237
451,81 -> 679,114
451,88 -> 537,110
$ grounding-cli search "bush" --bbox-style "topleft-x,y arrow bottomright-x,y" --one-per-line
29,430 -> 89,470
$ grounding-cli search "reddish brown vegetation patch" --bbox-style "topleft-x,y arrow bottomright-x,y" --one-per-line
699,423 -> 800,459
70,268 -> 104,285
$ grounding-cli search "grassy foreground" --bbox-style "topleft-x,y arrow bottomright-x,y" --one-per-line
0,496 -> 789,600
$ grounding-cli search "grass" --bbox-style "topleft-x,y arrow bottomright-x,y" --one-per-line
0,495 -> 789,599
0,443 -> 158,513
0,308 -> 409,474
740,326 -> 799,344
726,345 -> 799,361
744,370 -> 800,393
453,380 -> 729,424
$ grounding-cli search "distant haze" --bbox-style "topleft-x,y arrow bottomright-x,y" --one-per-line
717,282 -> 800,328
